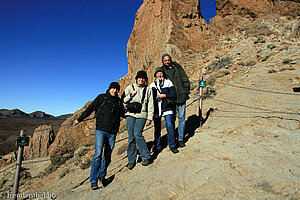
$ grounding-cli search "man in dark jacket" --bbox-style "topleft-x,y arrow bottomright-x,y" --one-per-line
74,82 -> 125,190
161,54 -> 190,148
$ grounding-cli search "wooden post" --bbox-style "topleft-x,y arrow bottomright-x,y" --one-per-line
199,77 -> 203,126
13,130 -> 25,200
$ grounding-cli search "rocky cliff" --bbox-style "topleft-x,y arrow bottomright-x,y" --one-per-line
119,0 -> 299,92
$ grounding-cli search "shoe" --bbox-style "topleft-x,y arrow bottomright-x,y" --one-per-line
127,162 -> 135,170
99,177 -> 105,187
153,148 -> 162,155
141,159 -> 152,166
170,147 -> 179,154
91,182 -> 99,190
178,141 -> 186,148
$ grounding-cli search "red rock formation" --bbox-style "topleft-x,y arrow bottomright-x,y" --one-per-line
211,0 -> 300,36
121,0 -> 300,92
24,125 -> 55,160
122,0 -> 213,92
47,101 -> 96,163
215,0 -> 300,17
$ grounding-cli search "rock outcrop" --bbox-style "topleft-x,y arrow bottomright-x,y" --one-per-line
24,125 -> 55,160
47,101 -> 96,164
119,0 -> 300,93
119,0 -> 213,91
47,102 -> 127,164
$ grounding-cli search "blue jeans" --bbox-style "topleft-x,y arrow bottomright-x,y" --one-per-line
126,116 -> 151,163
154,114 -> 176,149
173,103 -> 186,141
90,130 -> 116,183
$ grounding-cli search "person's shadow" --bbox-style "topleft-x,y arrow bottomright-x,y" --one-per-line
184,108 -> 214,141
146,108 -> 214,160
102,174 -> 115,187
170,108 -> 214,142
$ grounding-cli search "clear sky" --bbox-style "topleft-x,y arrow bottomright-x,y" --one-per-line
0,0 -> 216,116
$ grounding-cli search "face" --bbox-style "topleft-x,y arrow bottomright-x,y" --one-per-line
163,56 -> 171,66
156,71 -> 164,80
109,88 -> 118,96
137,77 -> 146,85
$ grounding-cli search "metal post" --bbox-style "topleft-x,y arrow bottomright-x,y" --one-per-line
13,130 -> 25,200
199,77 -> 203,126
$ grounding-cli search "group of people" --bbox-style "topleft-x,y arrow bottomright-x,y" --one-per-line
74,54 -> 190,190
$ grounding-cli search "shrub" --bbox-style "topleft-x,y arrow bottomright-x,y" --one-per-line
203,87 -> 217,99
254,36 -> 266,44
268,69 -> 277,73
282,59 -> 293,65
278,67 -> 295,72
267,44 -> 276,49
215,70 -> 230,78
0,178 -> 7,189
207,75 -> 216,86
208,57 -> 232,71
245,61 -> 257,66
80,158 -> 92,170
59,168 -> 70,179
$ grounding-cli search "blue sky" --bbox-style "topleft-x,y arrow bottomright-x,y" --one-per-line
0,0 -> 216,116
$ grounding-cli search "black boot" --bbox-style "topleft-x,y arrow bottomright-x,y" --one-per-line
170,147 -> 179,154
127,162 -> 136,170
178,141 -> 186,148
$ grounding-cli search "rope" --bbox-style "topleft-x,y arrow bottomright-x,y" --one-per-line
209,98 -> 300,116
214,81 -> 300,96
190,78 -> 300,96
0,163 -> 16,173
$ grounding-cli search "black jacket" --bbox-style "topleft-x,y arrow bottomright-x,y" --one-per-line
77,91 -> 125,134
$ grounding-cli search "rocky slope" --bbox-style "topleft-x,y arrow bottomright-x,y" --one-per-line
0,0 -> 299,199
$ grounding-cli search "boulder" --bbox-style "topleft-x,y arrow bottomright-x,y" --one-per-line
24,125 -> 55,160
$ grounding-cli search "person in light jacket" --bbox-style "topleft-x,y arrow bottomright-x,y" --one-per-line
123,70 -> 154,170
150,67 -> 179,154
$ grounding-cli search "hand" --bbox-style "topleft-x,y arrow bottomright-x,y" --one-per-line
131,90 -> 137,97
73,119 -> 79,125
146,120 -> 151,126
158,94 -> 166,99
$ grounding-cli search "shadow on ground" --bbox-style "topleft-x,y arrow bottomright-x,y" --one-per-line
148,108 -> 214,161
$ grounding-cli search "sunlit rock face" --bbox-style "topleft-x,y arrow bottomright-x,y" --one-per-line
119,0 -> 299,92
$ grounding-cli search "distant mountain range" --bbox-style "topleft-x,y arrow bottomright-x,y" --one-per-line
0,109 -> 73,120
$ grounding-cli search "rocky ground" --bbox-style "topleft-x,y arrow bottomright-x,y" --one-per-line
0,36 -> 299,199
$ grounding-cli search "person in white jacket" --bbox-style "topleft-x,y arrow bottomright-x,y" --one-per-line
150,67 -> 179,154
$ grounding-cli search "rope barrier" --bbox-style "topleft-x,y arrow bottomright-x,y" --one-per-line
214,81 -> 300,96
209,98 -> 300,116
0,163 -> 16,173
190,78 -> 300,96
